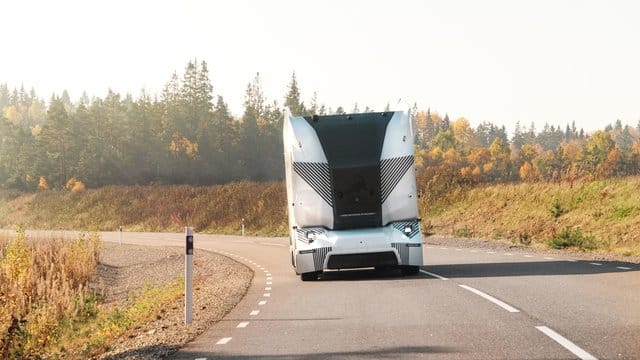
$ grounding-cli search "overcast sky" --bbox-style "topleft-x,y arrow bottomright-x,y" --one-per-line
2,0 -> 639,133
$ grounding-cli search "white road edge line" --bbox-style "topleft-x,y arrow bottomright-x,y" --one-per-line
616,266 -> 632,270
259,242 -> 287,247
536,326 -> 597,360
236,322 -> 249,328
419,269 -> 449,281
250,310 -> 260,316
544,257 -> 554,260
216,337 -> 232,345
458,284 -> 520,313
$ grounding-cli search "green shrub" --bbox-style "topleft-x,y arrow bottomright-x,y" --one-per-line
550,199 -> 566,218
454,225 -> 472,238
549,227 -> 597,251
611,206 -> 635,220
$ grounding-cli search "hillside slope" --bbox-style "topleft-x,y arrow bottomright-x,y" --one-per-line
2,177 -> 639,256
424,177 -> 640,257
0,182 -> 287,236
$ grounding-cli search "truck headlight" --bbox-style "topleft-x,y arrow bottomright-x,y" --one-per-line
404,225 -> 413,234
306,231 -> 317,242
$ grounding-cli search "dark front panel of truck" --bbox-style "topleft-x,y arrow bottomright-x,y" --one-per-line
304,112 -> 392,230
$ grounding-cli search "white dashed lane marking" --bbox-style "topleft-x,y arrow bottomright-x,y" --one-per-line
524,255 -> 534,258
459,284 -> 520,313
216,337 -> 232,345
259,300 -> 267,305
250,310 -> 260,316
536,326 -> 597,360
263,293 -> 271,297
266,281 -> 272,285
590,262 -> 602,266
544,257 -> 554,260
237,322 -> 249,328
265,287 -> 272,291
617,266 -> 632,270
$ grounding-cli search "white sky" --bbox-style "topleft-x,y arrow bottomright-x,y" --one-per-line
1,0 -> 639,133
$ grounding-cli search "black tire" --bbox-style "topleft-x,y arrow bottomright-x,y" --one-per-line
300,271 -> 319,281
401,266 -> 420,275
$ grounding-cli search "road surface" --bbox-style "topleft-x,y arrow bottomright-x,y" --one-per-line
96,232 -> 639,359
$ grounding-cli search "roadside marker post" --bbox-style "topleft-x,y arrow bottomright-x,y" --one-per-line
185,227 -> 194,325
242,218 -> 245,237
118,226 -> 123,245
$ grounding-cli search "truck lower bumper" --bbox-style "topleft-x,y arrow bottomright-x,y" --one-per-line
294,223 -> 423,273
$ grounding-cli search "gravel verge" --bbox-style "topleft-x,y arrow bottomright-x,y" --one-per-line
93,243 -> 253,359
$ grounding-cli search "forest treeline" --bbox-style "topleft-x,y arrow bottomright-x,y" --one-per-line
2,59 -> 640,191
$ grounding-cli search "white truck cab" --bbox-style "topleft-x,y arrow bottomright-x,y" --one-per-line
283,108 -> 423,280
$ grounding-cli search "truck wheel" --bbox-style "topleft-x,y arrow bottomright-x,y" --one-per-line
300,271 -> 319,281
401,266 -> 420,275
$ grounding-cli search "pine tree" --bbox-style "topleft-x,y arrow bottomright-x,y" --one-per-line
240,73 -> 265,180
42,97 -> 71,187
284,72 -> 305,115
309,91 -> 318,115
441,113 -> 450,130
614,119 -> 623,131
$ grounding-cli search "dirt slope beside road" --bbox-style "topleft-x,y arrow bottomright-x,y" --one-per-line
94,243 -> 253,359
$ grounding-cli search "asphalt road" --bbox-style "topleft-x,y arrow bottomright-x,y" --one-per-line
93,232 -> 639,359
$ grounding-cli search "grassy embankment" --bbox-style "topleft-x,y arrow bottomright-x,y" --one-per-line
0,230 -> 184,358
425,177 -> 640,257
1,177 -> 640,256
0,181 -> 286,236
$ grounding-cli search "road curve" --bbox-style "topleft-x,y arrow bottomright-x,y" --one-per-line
93,231 -> 639,359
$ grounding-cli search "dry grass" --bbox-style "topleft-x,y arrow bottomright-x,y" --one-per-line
424,177 -> 640,257
0,228 -> 100,358
3,176 -> 640,256
0,181 -> 288,236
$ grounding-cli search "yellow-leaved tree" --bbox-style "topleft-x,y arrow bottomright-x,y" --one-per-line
37,176 -> 49,190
